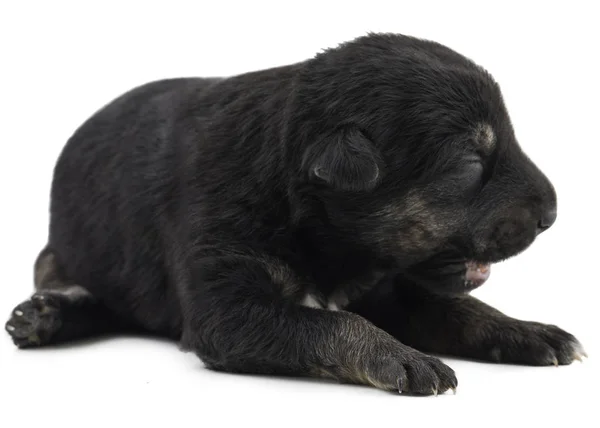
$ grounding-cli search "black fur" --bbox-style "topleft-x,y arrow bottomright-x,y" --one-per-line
6,33 -> 584,395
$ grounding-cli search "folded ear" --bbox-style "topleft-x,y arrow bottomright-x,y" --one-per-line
303,128 -> 382,192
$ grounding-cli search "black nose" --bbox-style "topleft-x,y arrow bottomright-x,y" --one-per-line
537,208 -> 557,234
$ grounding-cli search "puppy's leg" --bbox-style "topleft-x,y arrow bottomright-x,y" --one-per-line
350,279 -> 585,366
179,253 -> 457,395
5,246 -> 121,348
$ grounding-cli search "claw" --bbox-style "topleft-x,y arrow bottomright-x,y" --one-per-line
14,310 -> 23,316
32,294 -> 45,301
574,342 -> 589,359
452,387 -> 457,395
397,377 -> 406,394
432,388 -> 438,396
552,357 -> 559,367
573,354 -> 583,363
6,324 -> 15,332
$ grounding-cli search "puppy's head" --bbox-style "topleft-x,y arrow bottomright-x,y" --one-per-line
289,33 -> 557,294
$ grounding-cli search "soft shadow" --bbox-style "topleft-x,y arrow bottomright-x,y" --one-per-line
431,353 -> 562,368
12,331 -> 176,351
195,365 -> 455,397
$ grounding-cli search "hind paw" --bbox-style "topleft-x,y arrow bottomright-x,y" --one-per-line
5,293 -> 63,348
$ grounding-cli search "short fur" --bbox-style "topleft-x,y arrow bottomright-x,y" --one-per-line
6,33 -> 584,395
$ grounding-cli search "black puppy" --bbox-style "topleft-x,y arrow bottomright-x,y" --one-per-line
6,33 -> 585,395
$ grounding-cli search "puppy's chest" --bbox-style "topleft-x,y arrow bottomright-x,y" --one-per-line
299,270 -> 385,311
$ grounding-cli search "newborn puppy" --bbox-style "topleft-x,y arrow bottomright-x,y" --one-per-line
6,33 -> 585,395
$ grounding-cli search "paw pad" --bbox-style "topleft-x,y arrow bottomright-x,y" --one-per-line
5,294 -> 62,348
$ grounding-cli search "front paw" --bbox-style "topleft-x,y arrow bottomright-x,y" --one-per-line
487,321 -> 586,366
360,346 -> 458,395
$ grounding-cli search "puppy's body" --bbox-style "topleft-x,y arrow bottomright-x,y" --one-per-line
6,34 -> 584,394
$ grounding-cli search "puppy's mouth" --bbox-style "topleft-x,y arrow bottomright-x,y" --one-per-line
402,254 -> 493,295
464,261 -> 491,289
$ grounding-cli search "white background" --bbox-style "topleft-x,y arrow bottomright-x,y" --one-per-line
0,1 -> 598,427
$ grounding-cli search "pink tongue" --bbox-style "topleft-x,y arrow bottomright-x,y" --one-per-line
465,262 -> 491,285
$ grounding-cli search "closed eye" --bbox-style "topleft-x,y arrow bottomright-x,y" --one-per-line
454,157 -> 485,198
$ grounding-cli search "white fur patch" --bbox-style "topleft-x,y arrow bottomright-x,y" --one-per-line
300,291 -> 352,311
326,290 -> 349,311
327,301 -> 340,311
42,285 -> 93,302
56,285 -> 92,298
300,293 -> 323,309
